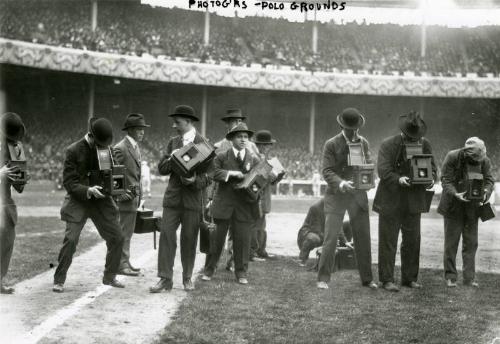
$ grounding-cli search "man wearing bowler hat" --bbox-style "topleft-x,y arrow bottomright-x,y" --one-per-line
113,113 -> 150,276
317,108 -> 377,290
53,117 -> 125,293
150,105 -> 212,293
373,111 -> 437,292
0,112 -> 27,294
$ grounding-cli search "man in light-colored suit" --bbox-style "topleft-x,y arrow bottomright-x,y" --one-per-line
113,113 -> 150,276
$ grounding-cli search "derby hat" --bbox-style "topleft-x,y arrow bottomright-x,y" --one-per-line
122,113 -> 150,130
90,117 -> 114,147
254,130 -> 276,144
220,109 -> 246,122
399,111 -> 427,139
225,122 -> 254,140
336,108 -> 365,130
169,105 -> 199,121
1,112 -> 26,142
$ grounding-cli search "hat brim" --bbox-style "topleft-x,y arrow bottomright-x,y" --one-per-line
398,117 -> 427,139
121,124 -> 151,130
226,129 -> 254,140
336,114 -> 365,130
255,139 -> 276,144
169,114 -> 199,122
221,115 -> 247,122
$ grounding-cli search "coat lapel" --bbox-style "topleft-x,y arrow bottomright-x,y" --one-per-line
125,138 -> 141,168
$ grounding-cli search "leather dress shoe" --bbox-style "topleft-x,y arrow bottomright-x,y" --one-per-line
363,281 -> 378,290
118,268 -> 139,276
201,274 -> 212,281
183,279 -> 195,291
259,252 -> 275,259
403,281 -> 422,289
317,281 -> 329,289
52,283 -> 64,293
128,263 -> 141,272
1,285 -> 15,294
464,280 -> 479,288
446,279 -> 457,288
237,278 -> 248,285
149,278 -> 172,293
250,256 -> 266,262
103,278 -> 125,288
382,282 -> 400,292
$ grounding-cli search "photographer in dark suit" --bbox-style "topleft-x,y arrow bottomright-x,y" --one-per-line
150,105 -> 212,293
1,113 -> 27,294
438,137 -> 494,288
113,113 -> 150,276
53,118 -> 125,293
316,108 -> 377,290
202,123 -> 261,285
373,111 -> 437,292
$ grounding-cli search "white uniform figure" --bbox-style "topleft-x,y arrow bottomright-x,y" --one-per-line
312,170 -> 321,197
141,160 -> 151,198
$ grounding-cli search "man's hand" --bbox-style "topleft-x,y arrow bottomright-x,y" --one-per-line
398,176 -> 411,187
228,171 -> 245,180
1,165 -> 20,181
88,185 -> 105,199
340,180 -> 355,193
454,191 -> 470,202
181,173 -> 196,185
483,190 -> 492,203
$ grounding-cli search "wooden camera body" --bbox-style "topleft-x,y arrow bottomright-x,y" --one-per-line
89,148 -> 127,196
404,143 -> 433,185
7,141 -> 29,185
465,164 -> 484,201
235,160 -> 273,201
134,208 -> 161,234
171,140 -> 215,177
347,142 -> 375,190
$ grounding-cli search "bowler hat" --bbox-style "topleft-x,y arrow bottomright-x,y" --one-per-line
1,112 -> 26,142
220,109 -> 246,122
90,118 -> 113,147
399,111 -> 427,139
336,108 -> 365,130
254,130 -> 276,144
169,105 -> 199,122
225,122 -> 254,140
122,113 -> 150,130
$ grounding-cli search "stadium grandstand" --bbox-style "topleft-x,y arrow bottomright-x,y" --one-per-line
0,0 -> 499,190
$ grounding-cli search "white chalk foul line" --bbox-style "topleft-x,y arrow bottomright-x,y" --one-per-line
22,248 -> 157,344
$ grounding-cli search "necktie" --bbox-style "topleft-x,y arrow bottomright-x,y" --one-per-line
237,151 -> 245,170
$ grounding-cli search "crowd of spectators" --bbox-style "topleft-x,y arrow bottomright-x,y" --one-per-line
2,1 -> 500,76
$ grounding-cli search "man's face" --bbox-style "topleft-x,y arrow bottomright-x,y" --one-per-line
231,132 -> 248,151
257,143 -> 272,155
172,117 -> 191,135
402,132 -> 419,143
225,118 -> 243,132
128,127 -> 145,142
343,128 -> 358,140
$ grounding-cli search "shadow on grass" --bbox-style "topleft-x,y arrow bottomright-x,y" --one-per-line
158,256 -> 500,344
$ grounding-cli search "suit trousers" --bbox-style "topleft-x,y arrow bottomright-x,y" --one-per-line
299,232 -> 322,261
54,205 -> 124,284
250,215 -> 267,257
118,210 -> 137,270
378,210 -> 421,284
157,207 -> 200,281
1,204 -> 17,280
205,217 -> 252,279
318,199 -> 373,284
443,206 -> 478,282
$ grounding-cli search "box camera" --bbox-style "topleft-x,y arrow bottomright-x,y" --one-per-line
89,148 -> 127,196
171,140 -> 215,177
7,141 -> 29,185
134,208 -> 161,234
404,143 -> 433,185
347,142 -> 375,190
235,159 -> 273,201
465,164 -> 484,201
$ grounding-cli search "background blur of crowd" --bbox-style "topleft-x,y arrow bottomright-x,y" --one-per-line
1,0 -> 500,76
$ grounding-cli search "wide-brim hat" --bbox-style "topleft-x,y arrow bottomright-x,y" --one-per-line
399,111 -> 427,139
220,108 -> 246,122
169,105 -> 199,122
336,108 -> 365,130
225,122 -> 254,140
254,130 -> 276,144
90,117 -> 113,147
1,112 -> 26,141
122,113 -> 150,130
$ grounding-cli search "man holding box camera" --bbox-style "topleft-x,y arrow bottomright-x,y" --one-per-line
53,117 -> 125,293
438,137 -> 494,288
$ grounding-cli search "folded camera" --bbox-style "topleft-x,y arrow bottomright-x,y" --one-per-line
171,140 -> 215,177
404,143 -> 433,185
347,142 -> 374,190
6,141 -> 29,185
236,159 -> 274,201
89,147 -> 127,196
465,163 -> 484,201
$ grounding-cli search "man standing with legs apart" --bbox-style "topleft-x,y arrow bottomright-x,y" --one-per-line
317,108 -> 377,290
113,113 -> 150,276
438,137 -> 494,288
374,111 -> 437,292
150,105 -> 212,293
53,118 -> 125,293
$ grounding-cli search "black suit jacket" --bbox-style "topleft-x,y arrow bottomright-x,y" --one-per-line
210,148 -> 261,222
373,134 -> 437,215
437,148 -> 495,218
113,137 -> 141,212
322,133 -> 371,214
158,133 -> 212,211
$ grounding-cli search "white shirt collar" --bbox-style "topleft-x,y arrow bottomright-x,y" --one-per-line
85,133 -> 91,145
126,135 -> 137,148
233,147 -> 246,160
182,128 -> 197,145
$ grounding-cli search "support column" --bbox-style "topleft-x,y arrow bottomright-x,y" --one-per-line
91,0 -> 98,31
312,9 -> 318,54
309,94 -> 316,154
88,77 -> 95,119
204,8 -> 210,46
201,87 -> 208,137
420,0 -> 427,58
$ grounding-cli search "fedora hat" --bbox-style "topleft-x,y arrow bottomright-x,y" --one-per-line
122,113 -> 150,130
220,109 -> 246,122
336,108 -> 365,130
254,130 -> 276,144
1,112 -> 26,142
225,122 -> 254,140
90,118 -> 113,147
169,105 -> 199,122
399,111 -> 427,139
